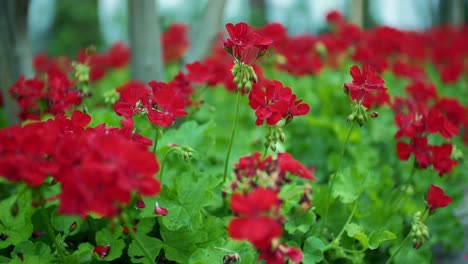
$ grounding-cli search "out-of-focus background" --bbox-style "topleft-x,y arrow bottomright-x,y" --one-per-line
27,0 -> 467,55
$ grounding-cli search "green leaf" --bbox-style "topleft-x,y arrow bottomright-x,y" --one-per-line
157,121 -> 215,159
331,166 -> 370,204
303,237 -> 326,263
368,229 -> 396,250
11,241 -> 54,264
188,240 -> 257,264
188,248 -> 224,264
345,223 -> 396,250
134,217 -> 156,235
345,223 -> 369,249
0,188 -> 34,249
285,210 -> 316,235
63,242 -> 94,264
128,234 -> 163,264
140,171 -> 221,230
51,212 -> 82,236
161,226 -> 207,263
94,228 -> 125,261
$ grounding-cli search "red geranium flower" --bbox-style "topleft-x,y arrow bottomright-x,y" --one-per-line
278,153 -> 316,181
344,64 -> 386,103
114,81 -> 149,119
147,82 -> 188,127
230,188 -> 281,215
224,22 -> 273,63
228,216 -> 282,251
427,184 -> 452,213
430,144 -> 457,176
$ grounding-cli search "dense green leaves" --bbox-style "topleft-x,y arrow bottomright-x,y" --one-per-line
0,188 -> 34,249
303,237 -> 326,263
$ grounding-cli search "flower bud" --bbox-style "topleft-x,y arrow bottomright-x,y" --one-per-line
279,132 -> 286,143
136,200 -> 146,209
270,143 -> 277,152
244,80 -> 253,92
69,221 -> 78,233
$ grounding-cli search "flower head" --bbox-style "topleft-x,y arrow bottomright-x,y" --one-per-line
427,184 -> 452,213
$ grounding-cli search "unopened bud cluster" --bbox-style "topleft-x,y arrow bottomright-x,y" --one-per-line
410,211 -> 430,249
264,126 -> 285,152
232,63 -> 258,92
346,101 -> 378,126
180,146 -> 195,161
72,62 -> 91,94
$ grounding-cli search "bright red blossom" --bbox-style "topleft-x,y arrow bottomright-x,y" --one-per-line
230,188 -> 281,215
427,184 -> 453,213
249,80 -> 310,126
224,22 -> 273,63
0,111 -> 161,218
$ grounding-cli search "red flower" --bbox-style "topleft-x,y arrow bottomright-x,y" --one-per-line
147,82 -> 188,127
114,81 -> 149,118
228,216 -> 282,251
248,80 -> 308,126
278,153 -> 316,181
326,10 -> 346,25
430,144 -> 457,176
427,184 -> 452,213
163,23 -> 189,62
234,152 -> 267,179
396,137 -> 431,169
230,188 -> 281,215
344,64 -> 386,103
224,22 -> 272,62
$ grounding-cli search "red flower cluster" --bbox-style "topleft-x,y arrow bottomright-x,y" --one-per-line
249,80 -> 310,126
248,11 -> 468,84
34,42 -> 130,83
393,80 -> 466,176
228,188 -> 302,264
77,42 -> 130,82
9,70 -> 82,121
113,74 -> 193,127
343,64 -> 389,108
0,111 -> 161,218
426,184 -> 452,214
162,23 -> 190,63
224,22 -> 273,63
233,152 -> 316,190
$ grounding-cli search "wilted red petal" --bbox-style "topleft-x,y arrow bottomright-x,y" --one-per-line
93,245 -> 111,258
154,203 -> 168,216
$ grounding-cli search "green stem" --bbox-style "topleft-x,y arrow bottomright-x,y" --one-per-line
383,161 -> 417,218
325,200 -> 358,250
223,90 -> 242,183
152,129 -> 159,154
40,207 -> 65,262
262,145 -> 268,159
385,233 -> 410,264
122,216 -> 154,263
158,147 -> 180,183
323,122 -> 355,227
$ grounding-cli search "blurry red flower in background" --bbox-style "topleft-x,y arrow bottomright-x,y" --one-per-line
162,23 -> 190,63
